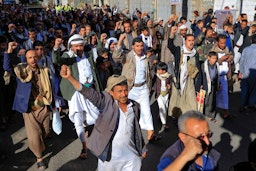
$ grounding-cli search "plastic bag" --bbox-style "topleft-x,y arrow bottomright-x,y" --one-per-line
52,109 -> 62,135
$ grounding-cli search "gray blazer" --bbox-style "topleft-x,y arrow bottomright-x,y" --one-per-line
79,86 -> 145,161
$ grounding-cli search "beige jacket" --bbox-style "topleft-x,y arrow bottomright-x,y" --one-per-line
122,31 -> 137,50
121,50 -> 151,91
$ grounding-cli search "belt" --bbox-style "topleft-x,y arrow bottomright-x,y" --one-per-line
235,44 -> 241,48
133,81 -> 146,87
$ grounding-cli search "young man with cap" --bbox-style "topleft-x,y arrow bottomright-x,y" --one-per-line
60,65 -> 147,171
52,34 -> 102,159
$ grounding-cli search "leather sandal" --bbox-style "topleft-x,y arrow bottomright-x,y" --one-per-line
79,148 -> 88,159
37,161 -> 46,171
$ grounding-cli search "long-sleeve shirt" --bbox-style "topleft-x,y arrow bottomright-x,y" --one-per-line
240,44 -> 256,78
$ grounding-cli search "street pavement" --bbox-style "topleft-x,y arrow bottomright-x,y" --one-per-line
0,82 -> 256,171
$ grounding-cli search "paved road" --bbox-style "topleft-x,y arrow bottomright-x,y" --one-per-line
0,83 -> 256,171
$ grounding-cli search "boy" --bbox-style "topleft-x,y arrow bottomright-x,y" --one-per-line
96,48 -> 113,89
146,47 -> 158,79
153,62 -> 172,133
201,51 -> 220,123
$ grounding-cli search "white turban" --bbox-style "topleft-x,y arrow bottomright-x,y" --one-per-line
67,34 -> 84,50
105,37 -> 118,49
179,24 -> 187,30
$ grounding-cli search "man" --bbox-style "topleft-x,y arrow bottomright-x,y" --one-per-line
84,24 -> 92,44
157,110 -> 220,171
121,38 -> 160,142
167,26 -> 201,117
33,41 -> 63,109
78,25 -> 87,39
210,34 -> 232,118
60,67 -> 147,171
223,23 -> 234,53
4,43 -> 53,170
138,26 -> 153,52
191,20 -> 204,39
117,20 -> 137,51
249,22 -> 256,37
174,24 -> 188,47
239,34 -> 256,112
7,23 -> 28,46
33,41 -> 55,76
145,19 -> 158,50
23,28 -> 37,50
233,19 -> 250,79
196,27 -> 215,62
52,34 -> 102,159
35,22 -> 47,43
163,14 -> 178,40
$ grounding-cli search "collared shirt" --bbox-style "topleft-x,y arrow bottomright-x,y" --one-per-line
111,101 -> 138,160
92,47 -> 98,62
134,54 -> 146,84
240,44 -> 256,78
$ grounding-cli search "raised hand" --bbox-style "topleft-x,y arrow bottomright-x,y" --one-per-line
7,42 -> 18,53
60,65 -> 72,79
170,25 -> 178,36
54,38 -> 63,49
181,138 -> 203,161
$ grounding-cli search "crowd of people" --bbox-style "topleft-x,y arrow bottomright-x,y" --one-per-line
0,2 -> 256,171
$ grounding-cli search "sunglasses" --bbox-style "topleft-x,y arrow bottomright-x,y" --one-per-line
181,131 -> 213,141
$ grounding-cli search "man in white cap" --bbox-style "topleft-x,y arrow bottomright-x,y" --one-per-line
174,24 -> 188,47
60,67 -> 147,171
52,34 -> 102,159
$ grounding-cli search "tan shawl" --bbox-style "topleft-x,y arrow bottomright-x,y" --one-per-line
14,63 -> 52,106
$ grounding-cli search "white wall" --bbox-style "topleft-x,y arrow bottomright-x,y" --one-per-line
108,0 -> 176,23
155,0 -> 172,22
242,0 -> 256,22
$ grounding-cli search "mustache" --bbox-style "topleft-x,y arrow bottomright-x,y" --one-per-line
120,96 -> 128,99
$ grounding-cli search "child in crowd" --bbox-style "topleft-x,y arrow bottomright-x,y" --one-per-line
201,51 -> 220,123
153,62 -> 172,133
146,47 -> 158,79
96,48 -> 113,89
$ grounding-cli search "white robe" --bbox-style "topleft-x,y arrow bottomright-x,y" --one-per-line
68,54 -> 99,125
216,53 -> 229,109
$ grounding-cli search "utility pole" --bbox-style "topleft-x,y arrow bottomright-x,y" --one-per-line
239,0 -> 243,14
182,0 -> 188,18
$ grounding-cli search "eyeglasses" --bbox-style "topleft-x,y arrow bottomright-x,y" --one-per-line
181,131 -> 213,141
